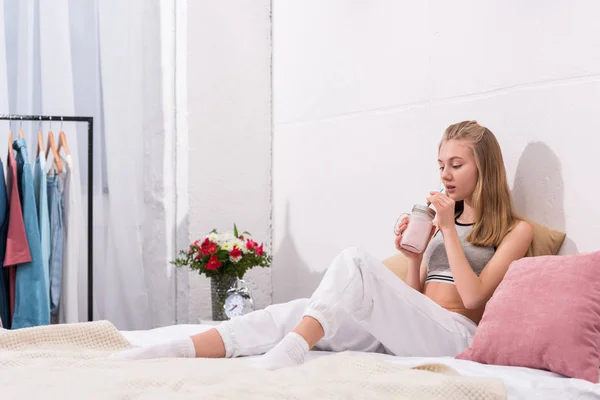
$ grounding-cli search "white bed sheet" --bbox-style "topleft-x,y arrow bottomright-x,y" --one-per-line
121,324 -> 600,400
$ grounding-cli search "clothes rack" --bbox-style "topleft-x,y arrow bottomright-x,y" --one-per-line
0,114 -> 94,322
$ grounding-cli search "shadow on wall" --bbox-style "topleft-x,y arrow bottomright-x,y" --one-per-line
271,200 -> 326,303
511,142 -> 578,255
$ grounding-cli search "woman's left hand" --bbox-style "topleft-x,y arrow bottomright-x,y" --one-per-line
426,191 -> 456,231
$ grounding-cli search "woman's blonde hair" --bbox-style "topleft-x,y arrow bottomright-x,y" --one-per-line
440,121 -> 520,247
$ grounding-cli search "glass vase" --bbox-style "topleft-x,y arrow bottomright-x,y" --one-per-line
210,275 -> 238,321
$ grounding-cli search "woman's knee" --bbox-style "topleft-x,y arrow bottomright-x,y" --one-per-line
337,246 -> 364,266
336,247 -> 392,285
338,246 -> 371,271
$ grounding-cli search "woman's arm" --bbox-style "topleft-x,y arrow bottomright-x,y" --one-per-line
405,258 -> 426,292
441,220 -> 533,309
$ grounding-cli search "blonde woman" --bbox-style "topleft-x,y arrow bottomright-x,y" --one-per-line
113,121 -> 533,370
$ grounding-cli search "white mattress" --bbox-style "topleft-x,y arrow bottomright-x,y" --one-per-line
121,324 -> 600,400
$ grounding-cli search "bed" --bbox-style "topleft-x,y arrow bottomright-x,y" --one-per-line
1,319 -> 599,399
121,323 -> 600,400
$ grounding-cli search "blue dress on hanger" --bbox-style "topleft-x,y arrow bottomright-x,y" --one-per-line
10,138 -> 50,328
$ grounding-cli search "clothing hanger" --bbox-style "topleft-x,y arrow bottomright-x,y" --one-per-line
57,117 -> 71,156
37,131 -> 44,157
46,132 -> 63,173
18,117 -> 24,138
7,129 -> 12,151
36,118 -> 44,158
44,118 -> 62,173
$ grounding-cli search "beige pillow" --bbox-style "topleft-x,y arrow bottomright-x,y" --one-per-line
382,219 -> 566,282
522,218 -> 566,258
382,253 -> 410,282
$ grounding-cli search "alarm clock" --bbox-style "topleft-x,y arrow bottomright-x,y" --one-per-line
223,280 -> 255,319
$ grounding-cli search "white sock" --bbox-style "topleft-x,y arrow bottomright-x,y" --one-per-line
254,332 -> 309,370
110,337 -> 196,360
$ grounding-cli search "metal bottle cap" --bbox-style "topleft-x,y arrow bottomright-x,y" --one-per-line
412,204 -> 436,219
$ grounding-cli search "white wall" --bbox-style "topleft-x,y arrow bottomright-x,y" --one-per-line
185,0 -> 273,321
272,1 -> 600,302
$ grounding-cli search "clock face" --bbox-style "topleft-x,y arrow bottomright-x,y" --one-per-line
224,293 -> 245,319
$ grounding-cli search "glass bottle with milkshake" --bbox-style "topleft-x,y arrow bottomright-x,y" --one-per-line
393,188 -> 444,254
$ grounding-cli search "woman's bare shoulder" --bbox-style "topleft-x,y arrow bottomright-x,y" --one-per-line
502,219 -> 533,246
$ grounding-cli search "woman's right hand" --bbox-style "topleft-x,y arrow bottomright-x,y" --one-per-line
394,216 -> 424,261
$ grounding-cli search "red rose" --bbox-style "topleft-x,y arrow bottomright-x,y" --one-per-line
200,238 -> 218,255
246,239 -> 257,251
206,255 -> 222,270
230,246 -> 242,258
256,244 -> 264,256
199,238 -> 210,255
206,242 -> 217,255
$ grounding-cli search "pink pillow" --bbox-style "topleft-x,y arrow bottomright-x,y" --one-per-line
456,251 -> 600,383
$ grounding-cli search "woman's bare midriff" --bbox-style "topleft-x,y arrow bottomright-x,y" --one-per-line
423,281 -> 484,325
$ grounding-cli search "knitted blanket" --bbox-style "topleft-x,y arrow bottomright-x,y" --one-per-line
0,321 -> 506,399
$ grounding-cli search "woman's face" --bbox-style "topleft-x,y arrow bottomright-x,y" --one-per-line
438,139 -> 478,202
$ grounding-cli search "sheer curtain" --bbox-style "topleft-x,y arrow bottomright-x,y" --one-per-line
0,0 -> 179,329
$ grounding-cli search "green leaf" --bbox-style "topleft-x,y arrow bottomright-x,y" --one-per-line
234,224 -> 239,238
242,231 -> 251,236
216,249 -> 229,261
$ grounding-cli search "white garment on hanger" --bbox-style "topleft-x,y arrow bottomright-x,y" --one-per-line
58,154 -> 84,324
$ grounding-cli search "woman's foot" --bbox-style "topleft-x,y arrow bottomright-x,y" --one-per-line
110,337 -> 196,360
253,332 -> 309,370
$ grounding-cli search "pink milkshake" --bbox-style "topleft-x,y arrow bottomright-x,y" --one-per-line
400,205 -> 436,254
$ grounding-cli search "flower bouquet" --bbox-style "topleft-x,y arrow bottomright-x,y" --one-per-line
171,224 -> 272,320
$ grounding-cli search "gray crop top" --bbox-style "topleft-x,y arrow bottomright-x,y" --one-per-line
424,219 -> 496,284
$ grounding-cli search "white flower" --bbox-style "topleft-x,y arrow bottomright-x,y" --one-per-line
229,255 -> 242,263
231,239 -> 248,254
204,232 -> 248,252
206,232 -> 231,246
222,233 -> 236,244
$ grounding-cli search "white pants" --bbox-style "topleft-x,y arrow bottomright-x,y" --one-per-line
215,247 -> 477,358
